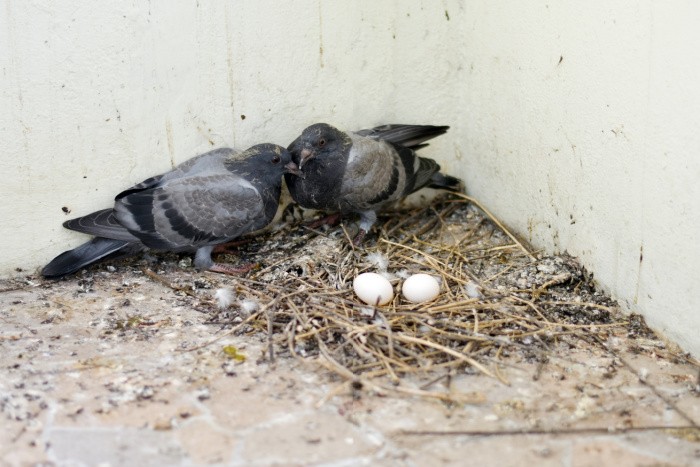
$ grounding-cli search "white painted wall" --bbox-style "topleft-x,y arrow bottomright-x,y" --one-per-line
456,2 -> 700,356
1,1 -> 698,355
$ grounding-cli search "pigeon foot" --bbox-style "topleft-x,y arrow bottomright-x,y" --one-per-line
352,229 -> 367,246
306,212 -> 342,230
212,238 -> 252,254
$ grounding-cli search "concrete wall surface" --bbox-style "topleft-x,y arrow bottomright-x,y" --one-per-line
1,1 -> 698,355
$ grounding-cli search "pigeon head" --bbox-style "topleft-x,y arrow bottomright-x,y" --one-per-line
295,123 -> 349,169
230,144 -> 301,181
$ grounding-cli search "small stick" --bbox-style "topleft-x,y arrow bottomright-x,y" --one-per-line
382,332 -> 495,379
539,300 -> 620,313
266,307 -> 275,363
142,268 -> 197,297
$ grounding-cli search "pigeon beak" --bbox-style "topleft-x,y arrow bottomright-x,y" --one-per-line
299,148 -> 314,169
284,161 -> 304,178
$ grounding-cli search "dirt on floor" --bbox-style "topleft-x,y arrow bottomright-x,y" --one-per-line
1,195 -> 699,466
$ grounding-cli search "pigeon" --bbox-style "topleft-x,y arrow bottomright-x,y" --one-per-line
42,144 -> 301,278
285,123 -> 462,244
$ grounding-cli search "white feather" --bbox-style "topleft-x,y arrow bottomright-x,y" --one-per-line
239,299 -> 260,314
215,288 -> 235,309
396,269 -> 412,279
366,252 -> 389,272
464,281 -> 484,299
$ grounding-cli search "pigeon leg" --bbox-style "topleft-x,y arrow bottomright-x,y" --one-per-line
357,210 -> 377,233
352,210 -> 378,245
193,246 -> 217,270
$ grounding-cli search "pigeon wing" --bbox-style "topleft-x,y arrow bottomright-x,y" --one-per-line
340,137 -> 406,210
62,209 -> 141,242
114,174 -> 265,250
354,124 -> 449,150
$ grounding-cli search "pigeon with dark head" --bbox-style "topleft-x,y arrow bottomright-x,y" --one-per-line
42,144 -> 301,278
285,123 -> 461,244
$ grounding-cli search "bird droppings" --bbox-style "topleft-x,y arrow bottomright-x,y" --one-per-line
1,193 -> 699,465
222,345 -> 246,362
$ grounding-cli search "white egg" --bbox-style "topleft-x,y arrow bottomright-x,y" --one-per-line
402,273 -> 440,303
353,272 -> 394,306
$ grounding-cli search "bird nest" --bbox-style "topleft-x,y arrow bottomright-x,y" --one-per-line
30,192 -> 675,403
125,192 -> 661,403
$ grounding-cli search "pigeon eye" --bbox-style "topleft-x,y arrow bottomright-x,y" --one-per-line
271,155 -> 281,164
318,138 -> 326,147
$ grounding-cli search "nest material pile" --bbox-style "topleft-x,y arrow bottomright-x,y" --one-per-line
156,193 -> 646,402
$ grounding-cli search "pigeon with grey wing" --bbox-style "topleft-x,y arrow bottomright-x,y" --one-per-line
285,123 -> 462,244
42,144 -> 301,278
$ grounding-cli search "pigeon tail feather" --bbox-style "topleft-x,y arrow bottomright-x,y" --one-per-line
42,237 -> 135,278
429,172 -> 463,192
